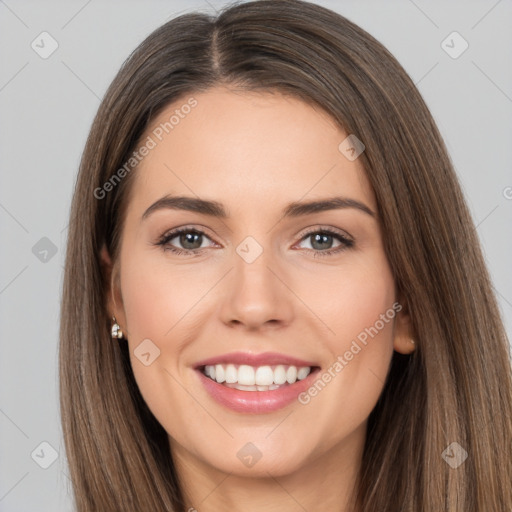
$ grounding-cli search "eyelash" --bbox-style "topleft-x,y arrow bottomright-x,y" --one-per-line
154,225 -> 354,258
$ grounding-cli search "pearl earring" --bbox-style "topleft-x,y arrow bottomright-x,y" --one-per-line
111,316 -> 123,339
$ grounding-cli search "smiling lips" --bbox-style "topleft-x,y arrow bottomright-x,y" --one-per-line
194,351 -> 320,413
202,363 -> 312,391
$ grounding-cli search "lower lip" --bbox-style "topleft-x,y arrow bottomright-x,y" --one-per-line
195,368 -> 320,413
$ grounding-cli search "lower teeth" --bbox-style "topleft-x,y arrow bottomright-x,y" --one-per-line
219,381 -> 288,391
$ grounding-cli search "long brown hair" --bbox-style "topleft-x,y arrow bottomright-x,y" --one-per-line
59,1 -> 512,510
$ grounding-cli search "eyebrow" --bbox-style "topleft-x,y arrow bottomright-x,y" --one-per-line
141,195 -> 375,221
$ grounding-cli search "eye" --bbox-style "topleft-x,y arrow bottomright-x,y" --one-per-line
154,225 -> 354,258
155,227 -> 216,256
295,228 -> 354,258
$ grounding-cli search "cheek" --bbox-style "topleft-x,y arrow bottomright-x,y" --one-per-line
292,254 -> 397,436
117,249 -> 211,437
332,257 -> 396,377
120,250 -> 208,342
295,251 -> 396,354
337,271 -> 396,348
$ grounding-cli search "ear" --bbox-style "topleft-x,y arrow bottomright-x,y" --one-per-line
100,244 -> 126,330
393,300 -> 416,355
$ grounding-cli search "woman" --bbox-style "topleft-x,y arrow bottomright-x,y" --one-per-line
59,0 -> 512,510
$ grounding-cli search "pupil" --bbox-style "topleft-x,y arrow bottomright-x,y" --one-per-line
181,232 -> 201,249
311,233 -> 332,250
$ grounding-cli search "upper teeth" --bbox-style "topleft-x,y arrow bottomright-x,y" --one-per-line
203,364 -> 311,386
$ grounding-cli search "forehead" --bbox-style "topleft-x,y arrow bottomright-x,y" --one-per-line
128,87 -> 375,220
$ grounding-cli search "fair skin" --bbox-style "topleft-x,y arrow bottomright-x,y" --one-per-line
102,87 -> 414,512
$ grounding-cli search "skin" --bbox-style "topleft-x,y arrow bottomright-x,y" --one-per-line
102,87 -> 414,512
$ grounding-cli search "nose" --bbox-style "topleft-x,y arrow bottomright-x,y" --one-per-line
218,243 -> 294,331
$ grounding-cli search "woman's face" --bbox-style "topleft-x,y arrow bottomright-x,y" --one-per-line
104,86 -> 413,478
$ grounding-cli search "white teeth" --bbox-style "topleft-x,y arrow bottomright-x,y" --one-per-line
206,365 -> 216,380
225,364 -> 237,383
224,383 -> 284,392
274,365 -> 287,385
202,363 -> 313,387
215,364 -> 225,383
297,367 -> 311,380
255,366 -> 274,386
238,365 -> 255,385
286,366 -> 297,384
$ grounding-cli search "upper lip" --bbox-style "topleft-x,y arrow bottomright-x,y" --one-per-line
194,351 -> 319,369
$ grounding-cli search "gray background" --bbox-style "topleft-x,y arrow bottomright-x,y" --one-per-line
1,0 -> 511,510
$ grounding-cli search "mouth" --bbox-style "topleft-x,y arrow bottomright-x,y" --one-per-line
199,363 -> 316,391
193,352 -> 321,413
